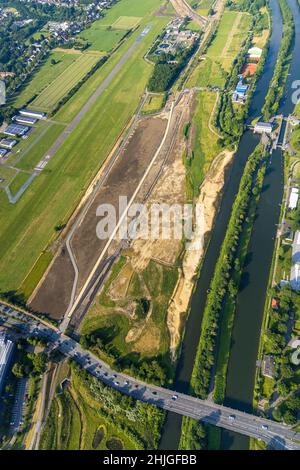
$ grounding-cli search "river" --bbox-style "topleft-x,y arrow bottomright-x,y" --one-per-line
222,0 -> 300,450
159,0 -> 293,450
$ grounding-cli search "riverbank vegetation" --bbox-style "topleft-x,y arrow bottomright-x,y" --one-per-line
40,361 -> 164,450
262,0 -> 294,120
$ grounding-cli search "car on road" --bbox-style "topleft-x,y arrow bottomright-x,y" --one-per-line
134,384 -> 139,389
152,391 -> 158,396
124,380 -> 129,385
261,425 -> 268,431
114,381 -> 120,386
228,415 -> 235,422
172,394 -> 178,401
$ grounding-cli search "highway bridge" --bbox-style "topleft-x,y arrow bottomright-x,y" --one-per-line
1,301 -> 300,450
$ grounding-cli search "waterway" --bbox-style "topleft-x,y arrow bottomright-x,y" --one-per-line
222,0 -> 300,450
159,0 -> 287,450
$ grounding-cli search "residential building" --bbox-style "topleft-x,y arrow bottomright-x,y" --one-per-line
0,333 -> 14,395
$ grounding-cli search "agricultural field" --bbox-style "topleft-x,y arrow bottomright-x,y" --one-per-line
80,256 -> 178,375
0,0 -> 167,295
40,362 -> 164,450
13,51 -> 79,109
206,11 -> 252,71
29,54 -> 100,112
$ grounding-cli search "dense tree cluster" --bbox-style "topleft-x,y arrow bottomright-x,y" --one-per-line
148,42 -> 199,93
192,146 -> 267,399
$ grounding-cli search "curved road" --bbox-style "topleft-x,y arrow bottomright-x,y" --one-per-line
1,302 -> 300,450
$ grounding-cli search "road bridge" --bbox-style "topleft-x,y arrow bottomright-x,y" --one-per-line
1,302 -> 300,450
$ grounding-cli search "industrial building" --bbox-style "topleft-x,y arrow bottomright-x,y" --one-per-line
15,115 -> 37,126
288,187 -> 299,210
0,333 -> 14,395
247,46 -> 263,61
4,124 -> 29,137
254,122 -> 273,134
19,109 -> 45,120
0,138 -> 17,149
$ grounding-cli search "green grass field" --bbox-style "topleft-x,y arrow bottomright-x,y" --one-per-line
29,54 -> 100,112
112,16 -> 141,29
187,10 -> 251,88
0,0 -> 167,294
13,51 -> 79,109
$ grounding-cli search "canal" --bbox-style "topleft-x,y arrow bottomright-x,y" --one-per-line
159,0 -> 286,450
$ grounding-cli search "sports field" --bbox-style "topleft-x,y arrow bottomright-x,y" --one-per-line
29,54 -> 100,112
0,0 -> 167,295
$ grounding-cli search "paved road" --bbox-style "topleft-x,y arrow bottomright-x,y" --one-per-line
9,26 -> 151,204
1,303 -> 300,450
